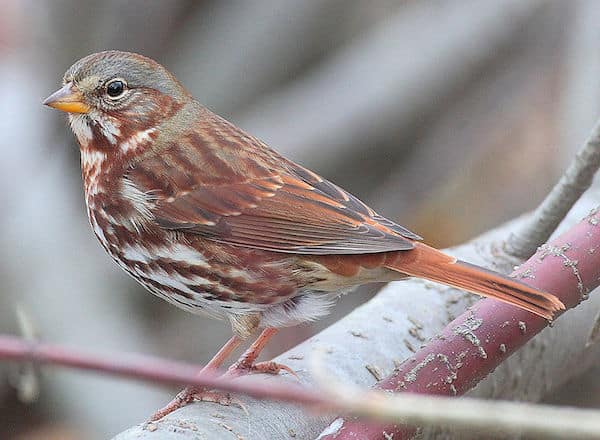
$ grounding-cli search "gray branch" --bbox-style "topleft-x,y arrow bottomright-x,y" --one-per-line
506,119 -> 600,259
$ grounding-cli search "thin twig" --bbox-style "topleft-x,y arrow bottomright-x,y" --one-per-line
506,118 -> 600,259
0,335 -> 327,408
3,334 -> 600,439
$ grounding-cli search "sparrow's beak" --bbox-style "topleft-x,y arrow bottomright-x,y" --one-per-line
43,82 -> 90,114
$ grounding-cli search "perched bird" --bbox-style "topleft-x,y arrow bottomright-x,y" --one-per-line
44,50 -> 564,418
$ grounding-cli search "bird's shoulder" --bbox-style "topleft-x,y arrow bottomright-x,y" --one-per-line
132,104 -> 283,188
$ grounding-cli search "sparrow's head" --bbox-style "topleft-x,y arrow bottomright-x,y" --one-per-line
44,50 -> 189,150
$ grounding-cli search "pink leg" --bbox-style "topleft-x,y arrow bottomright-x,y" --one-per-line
150,328 -> 295,421
227,328 -> 296,377
150,335 -> 242,421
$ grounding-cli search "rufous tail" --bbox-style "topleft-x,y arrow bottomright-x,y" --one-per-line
385,243 -> 565,320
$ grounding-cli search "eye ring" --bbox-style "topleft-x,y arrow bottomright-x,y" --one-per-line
105,79 -> 127,99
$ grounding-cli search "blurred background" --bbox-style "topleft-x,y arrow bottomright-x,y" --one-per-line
2,0 -> 600,438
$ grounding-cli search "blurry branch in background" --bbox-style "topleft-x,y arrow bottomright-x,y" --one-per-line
0,334 -> 325,408
236,0 -> 547,169
506,119 -> 600,259
559,0 -> 600,162
2,331 -> 600,440
171,0 -> 352,113
12,305 -> 40,403
368,0 -> 566,232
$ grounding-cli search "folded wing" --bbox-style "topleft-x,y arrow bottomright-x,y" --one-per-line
126,115 -> 421,255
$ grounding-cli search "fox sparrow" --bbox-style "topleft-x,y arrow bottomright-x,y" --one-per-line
44,51 -> 564,419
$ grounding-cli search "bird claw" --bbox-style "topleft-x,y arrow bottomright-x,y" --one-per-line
149,386 -> 197,421
149,329 -> 295,421
149,386 -> 248,421
228,360 -> 299,379
192,390 -> 248,414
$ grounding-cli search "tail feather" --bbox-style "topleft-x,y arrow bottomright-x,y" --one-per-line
386,243 -> 565,320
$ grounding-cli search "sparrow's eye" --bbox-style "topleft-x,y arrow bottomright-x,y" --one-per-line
105,79 -> 127,99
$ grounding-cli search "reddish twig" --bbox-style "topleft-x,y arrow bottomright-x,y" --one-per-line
0,335 -> 328,408
3,331 -> 600,439
319,208 -> 600,439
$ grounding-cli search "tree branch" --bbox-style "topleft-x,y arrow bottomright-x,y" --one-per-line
314,369 -> 600,440
320,205 -> 600,439
0,335 -> 327,408
3,332 -> 600,439
506,119 -> 600,259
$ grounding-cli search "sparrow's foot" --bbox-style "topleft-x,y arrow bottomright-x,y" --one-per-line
227,359 -> 298,378
149,386 -> 247,421
149,386 -> 198,421
149,335 -> 243,421
226,327 -> 297,378
149,328 -> 292,421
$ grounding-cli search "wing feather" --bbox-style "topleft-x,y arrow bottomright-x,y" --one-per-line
126,111 -> 421,254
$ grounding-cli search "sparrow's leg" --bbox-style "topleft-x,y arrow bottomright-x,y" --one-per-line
226,328 -> 295,377
150,328 -> 296,421
150,335 -> 242,421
